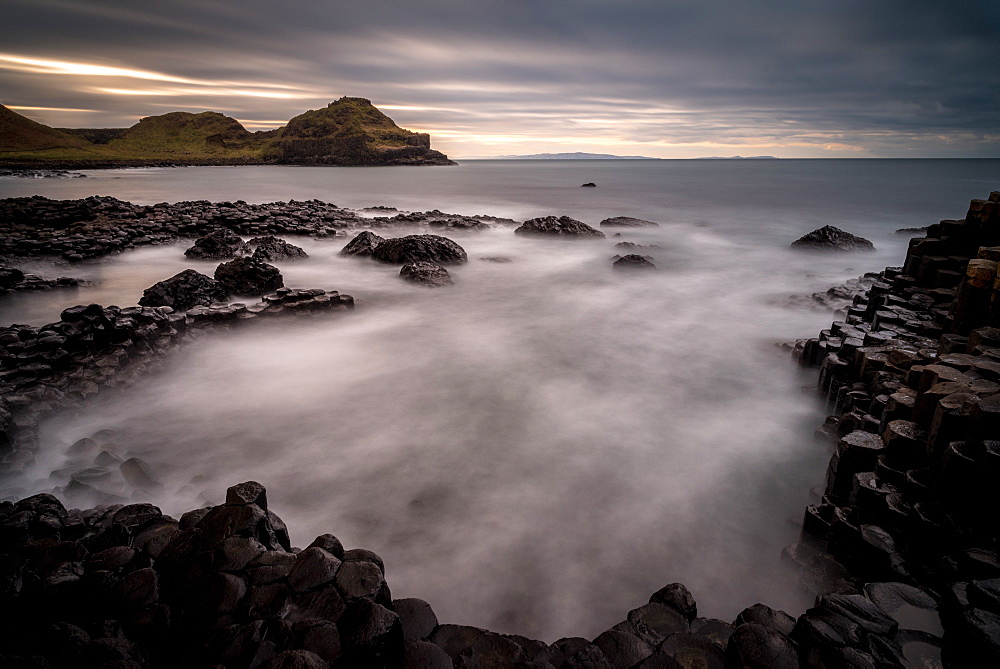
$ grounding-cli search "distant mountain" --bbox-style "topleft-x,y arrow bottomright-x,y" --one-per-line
476,152 -> 660,160
693,155 -> 779,159
0,98 -> 454,167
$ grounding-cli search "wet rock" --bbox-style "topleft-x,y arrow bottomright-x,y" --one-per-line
335,559 -> 384,599
226,480 -> 268,509
400,262 -> 453,287
341,230 -> 386,257
138,269 -> 229,311
288,547 -> 341,592
864,582 -> 942,636
249,236 -> 308,261
791,226 -> 876,252
600,216 -> 661,227
627,602 -> 689,644
0,265 -> 25,288
613,254 -> 656,270
733,604 -> 796,637
725,623 -> 799,669
184,229 -> 249,259
659,633 -> 725,668
403,639 -> 452,668
371,234 -> 468,265
514,215 -> 605,238
214,257 -> 284,295
306,534 -> 345,560
650,582 -> 698,621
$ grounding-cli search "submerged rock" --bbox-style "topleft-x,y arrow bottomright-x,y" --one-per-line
613,254 -> 656,270
138,269 -> 229,310
400,262 -> 453,287
214,257 -> 284,295
184,229 -> 249,259
601,216 -> 661,227
340,230 -> 386,258
248,236 -> 308,261
514,216 -> 605,238
371,234 -> 467,265
791,226 -> 875,252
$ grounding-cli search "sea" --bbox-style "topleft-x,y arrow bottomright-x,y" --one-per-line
1,159 -> 999,641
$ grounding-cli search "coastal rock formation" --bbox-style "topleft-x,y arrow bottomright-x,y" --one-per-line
248,236 -> 308,261
214,257 -> 284,295
340,230 -> 386,258
0,265 -> 24,288
138,269 -> 229,310
400,262 -> 453,287
601,216 -> 661,227
791,225 -> 876,252
514,215 -> 606,238
0,267 -> 81,295
613,254 -> 656,270
184,229 -> 249,260
371,234 -> 468,265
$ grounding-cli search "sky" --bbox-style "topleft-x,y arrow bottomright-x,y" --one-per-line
2,0 -> 998,159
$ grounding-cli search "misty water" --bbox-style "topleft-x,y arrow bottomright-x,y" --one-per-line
2,159 -> 999,640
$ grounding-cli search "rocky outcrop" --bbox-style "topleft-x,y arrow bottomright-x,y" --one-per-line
0,267 -> 81,295
248,236 -> 308,261
214,258 -> 284,295
601,216 -> 661,227
184,229 -> 249,260
138,269 -> 229,311
371,235 -> 468,265
400,262 -> 453,287
514,216 -> 605,238
791,226 -> 876,252
340,231 -> 386,258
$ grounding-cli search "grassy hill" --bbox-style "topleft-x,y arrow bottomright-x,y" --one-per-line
0,98 -> 453,167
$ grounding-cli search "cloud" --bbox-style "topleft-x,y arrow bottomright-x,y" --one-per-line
1,0 -> 998,156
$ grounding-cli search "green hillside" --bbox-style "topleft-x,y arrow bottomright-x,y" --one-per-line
0,98 -> 454,166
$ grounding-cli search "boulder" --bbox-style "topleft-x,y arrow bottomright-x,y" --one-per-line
400,262 -> 453,287
601,216 -> 660,227
249,236 -> 308,261
515,215 -> 605,238
0,265 -> 25,288
614,254 -> 656,270
138,269 -> 229,311
340,231 -> 386,258
214,257 -> 284,295
371,234 -> 468,265
581,182 -> 597,187
790,226 -> 876,252
184,229 -> 249,259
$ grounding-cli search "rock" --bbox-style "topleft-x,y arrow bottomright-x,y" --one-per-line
265,649 -> 329,669
0,265 -> 25,288
592,629 -> 653,667
725,623 -> 799,669
138,269 -> 229,311
227,481 -> 269,509
613,254 -> 656,270
371,234 -> 468,265
119,458 -> 160,489
601,217 -> 660,227
733,604 -> 796,636
249,236 -> 308,261
658,633 -> 724,668
581,183 -> 597,187
306,534 -> 345,560
341,231 -> 386,257
790,226 -> 876,252
184,229 -> 249,259
337,599 -> 404,666
514,216 -> 605,238
288,547 -> 342,592
399,262 -> 453,287
214,257 -> 284,295
335,559 -> 384,599
403,640 -> 452,669
650,583 -> 698,621
478,256 -> 512,263
394,598 -> 438,641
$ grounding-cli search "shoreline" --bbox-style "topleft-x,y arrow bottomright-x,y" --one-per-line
1,192 -> 999,666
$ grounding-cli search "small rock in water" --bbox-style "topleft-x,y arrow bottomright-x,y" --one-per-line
184,229 -> 249,259
400,262 -> 453,287
613,254 -> 656,270
581,182 -> 597,187
138,269 -> 229,311
214,257 -> 284,295
248,236 -> 308,261
341,230 -> 386,257
601,216 -> 660,227
120,457 -> 160,489
514,216 -> 605,238
790,226 -> 875,252
479,256 -> 512,263
372,234 -> 468,265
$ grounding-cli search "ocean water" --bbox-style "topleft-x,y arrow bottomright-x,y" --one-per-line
2,159 -> 999,640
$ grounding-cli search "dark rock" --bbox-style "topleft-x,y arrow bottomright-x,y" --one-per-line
371,234 -> 468,265
514,216 -> 605,238
403,639 -> 452,668
581,183 -> 597,188
184,229 -> 249,259
429,624 -> 486,660
335,559 -> 384,599
627,603 -> 689,644
733,604 -> 796,636
306,534 -> 345,560
293,584 -> 347,622
592,629 -> 653,667
341,230 -> 386,257
337,599 -> 404,667
864,582 -> 942,636
725,623 -> 798,669
0,265 -> 25,288
214,257 -> 283,295
399,262 -> 452,287
791,226 -> 876,252
658,633 -> 725,668
394,598 -> 438,642
296,620 -> 341,662
119,458 -> 160,489
478,256 -> 512,263
226,481 -> 268,509
342,549 -> 385,575
249,236 -> 308,261
650,582 -> 698,621
613,254 -> 656,270
601,216 -> 660,227
264,649 -> 328,669
288,547 -> 341,592
138,269 -> 229,311
691,618 -> 734,648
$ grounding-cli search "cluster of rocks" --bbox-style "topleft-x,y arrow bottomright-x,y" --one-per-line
340,231 -> 468,287
783,273 -> 881,313
0,265 -> 83,295
0,168 -> 86,179
785,191 -> 1000,664
514,215 -> 606,238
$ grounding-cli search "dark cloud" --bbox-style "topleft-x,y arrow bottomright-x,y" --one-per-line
2,0 -> 998,156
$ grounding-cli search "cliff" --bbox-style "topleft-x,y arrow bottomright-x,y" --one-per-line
0,98 -> 454,167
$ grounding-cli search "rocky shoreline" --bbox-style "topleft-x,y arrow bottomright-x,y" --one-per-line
0,192 -> 998,666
